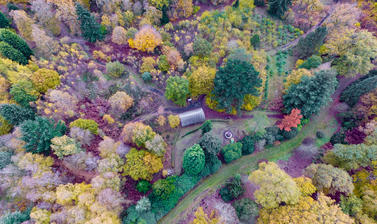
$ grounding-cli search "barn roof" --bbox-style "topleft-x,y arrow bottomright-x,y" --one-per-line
179,108 -> 205,127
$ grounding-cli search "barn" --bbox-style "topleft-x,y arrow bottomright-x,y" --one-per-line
179,108 -> 206,127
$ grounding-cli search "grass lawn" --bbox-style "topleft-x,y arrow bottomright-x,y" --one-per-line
158,105 -> 338,224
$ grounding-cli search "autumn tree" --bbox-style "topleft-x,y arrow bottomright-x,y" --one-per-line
109,91 -> 134,114
9,10 -> 34,41
323,143 -> 377,171
165,76 -> 189,106
304,163 -> 354,196
249,161 -> 300,209
50,135 -> 82,159
283,69 -> 337,118
278,108 -> 303,131
258,193 -> 355,224
329,30 -> 377,77
123,148 -> 163,181
48,0 -> 80,35
129,25 -> 162,52
75,2 -> 104,43
283,68 -> 312,92
189,66 -> 216,98
294,26 -> 327,59
191,207 -> 219,224
111,26 -> 128,45
212,59 -> 262,113
31,24 -> 58,57
169,0 -> 194,20
31,68 -> 61,93
268,0 -> 292,18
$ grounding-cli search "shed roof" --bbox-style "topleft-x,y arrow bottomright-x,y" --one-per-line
179,108 -> 205,127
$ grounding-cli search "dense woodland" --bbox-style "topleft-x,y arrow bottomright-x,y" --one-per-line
0,0 -> 376,223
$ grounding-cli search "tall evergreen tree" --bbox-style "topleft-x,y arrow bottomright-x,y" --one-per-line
75,2 -> 104,43
212,59 -> 262,113
294,26 -> 327,59
283,69 -> 338,118
268,0 -> 292,18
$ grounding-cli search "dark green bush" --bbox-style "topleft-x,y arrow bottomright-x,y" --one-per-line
280,127 -> 298,140
219,174 -> 245,202
198,133 -> 221,157
123,206 -> 157,224
0,12 -> 10,28
316,131 -> 325,139
340,70 -> 377,107
152,176 -> 176,200
0,104 -> 35,126
240,135 -> 255,155
255,0 -> 265,6
298,55 -> 322,69
221,142 -> 242,163
264,126 -> 284,145
142,72 -> 152,82
330,130 -> 347,145
294,26 -> 327,59
232,198 -> 259,222
75,2 -> 104,43
200,120 -> 212,135
250,34 -> 260,49
7,3 -> 19,11
0,29 -> 33,59
137,180 -> 152,194
0,41 -> 28,65
182,144 -> 205,176
20,116 -> 66,154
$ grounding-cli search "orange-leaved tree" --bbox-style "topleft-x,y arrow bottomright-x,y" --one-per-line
278,108 -> 303,131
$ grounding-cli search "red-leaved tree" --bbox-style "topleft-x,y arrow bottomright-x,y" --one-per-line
278,108 -> 303,131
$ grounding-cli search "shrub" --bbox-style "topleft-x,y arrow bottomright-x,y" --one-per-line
232,198 -> 259,221
339,70 -> 377,107
31,68 -> 61,93
182,144 -> 205,176
75,2 -> 104,42
0,12 -> 10,28
20,116 -> 66,154
198,133 -> 222,157
106,61 -> 125,78
0,208 -> 31,224
136,197 -> 151,213
0,104 -> 35,126
0,41 -> 28,65
142,72 -> 152,82
168,115 -> 180,128
108,91 -> 134,113
255,0 -> 265,6
240,135 -> 255,155
219,174 -> 245,202
193,37 -> 212,57
221,142 -> 242,163
340,195 -> 363,217
0,29 -> 32,59
165,76 -> 189,106
152,176 -> 176,200
250,34 -> 260,49
201,120 -> 212,135
51,135 -> 82,159
298,55 -> 322,69
158,55 -> 170,72
69,119 -> 99,135
10,81 -> 38,107
330,130 -> 347,145
111,26 -> 128,45
0,150 -> 12,169
316,131 -> 325,139
0,115 -> 12,135
137,180 -> 152,194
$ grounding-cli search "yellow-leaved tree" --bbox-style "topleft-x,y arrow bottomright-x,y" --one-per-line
188,66 -> 216,98
191,207 -> 220,224
283,68 -> 312,92
128,25 -> 162,52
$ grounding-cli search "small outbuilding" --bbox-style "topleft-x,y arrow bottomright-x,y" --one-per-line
179,108 -> 205,127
